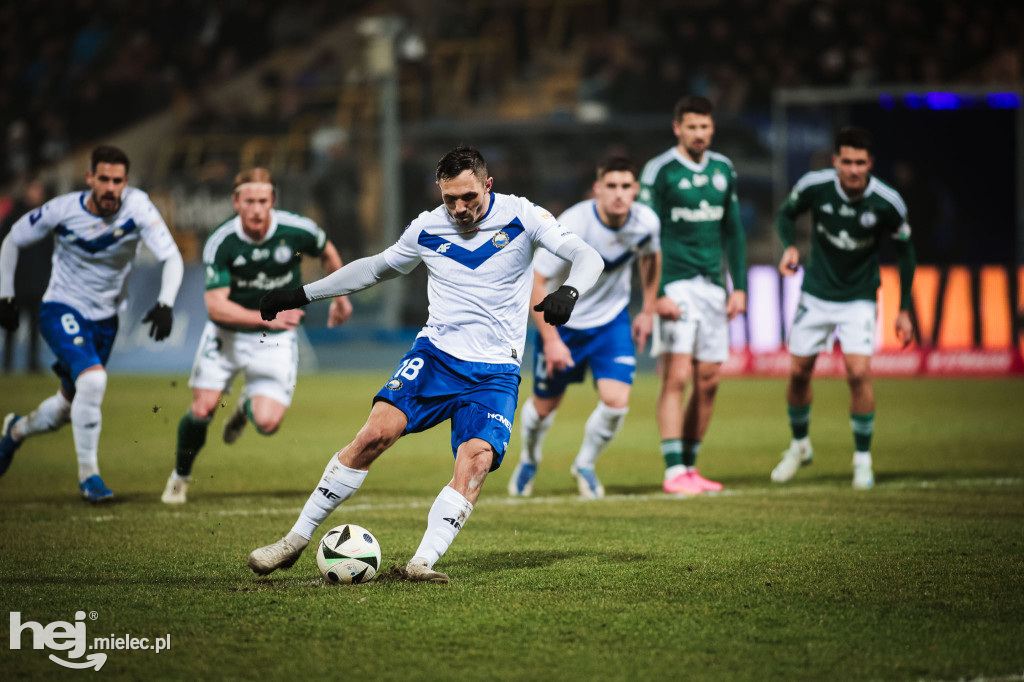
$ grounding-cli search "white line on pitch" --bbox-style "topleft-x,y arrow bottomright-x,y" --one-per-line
67,476 -> 1022,523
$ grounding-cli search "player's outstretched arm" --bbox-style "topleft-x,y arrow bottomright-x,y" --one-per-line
317,241 -> 352,327
261,253 -> 401,322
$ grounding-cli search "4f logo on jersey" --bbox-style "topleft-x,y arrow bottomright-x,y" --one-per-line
436,243 -> 452,254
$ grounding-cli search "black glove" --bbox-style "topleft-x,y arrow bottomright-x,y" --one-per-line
142,302 -> 173,341
260,287 -> 309,321
0,297 -> 20,333
533,285 -> 579,326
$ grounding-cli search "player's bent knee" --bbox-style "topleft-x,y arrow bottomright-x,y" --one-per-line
74,368 -> 107,405
254,418 -> 281,436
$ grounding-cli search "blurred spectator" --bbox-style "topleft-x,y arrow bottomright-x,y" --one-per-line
310,128 -> 364,264
1,179 -> 51,373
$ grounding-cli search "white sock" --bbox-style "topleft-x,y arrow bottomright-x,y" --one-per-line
412,486 -> 474,568
791,436 -> 811,451
13,391 -> 72,440
574,402 -> 628,470
853,451 -> 872,468
519,398 -> 555,465
71,370 -> 106,482
665,465 -> 687,480
290,455 -> 368,540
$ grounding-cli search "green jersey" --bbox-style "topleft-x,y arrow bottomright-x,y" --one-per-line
203,210 -> 327,326
777,169 -> 911,305
639,147 -> 746,292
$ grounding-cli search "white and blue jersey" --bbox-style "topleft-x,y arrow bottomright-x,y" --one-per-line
533,199 -> 659,329
381,192 -> 579,365
373,192 -> 578,465
6,187 -> 179,321
531,199 -> 659,397
6,187 -> 178,392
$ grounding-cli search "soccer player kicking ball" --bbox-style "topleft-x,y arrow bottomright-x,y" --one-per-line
161,168 -> 352,504
771,126 -> 916,489
249,147 -> 603,582
509,157 -> 660,500
0,146 -> 183,501
639,96 -> 747,495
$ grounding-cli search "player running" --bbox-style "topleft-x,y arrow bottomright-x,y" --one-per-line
0,145 -> 183,501
639,95 -> 747,496
771,126 -> 916,489
248,146 -> 603,582
509,157 -> 660,499
161,168 -> 352,504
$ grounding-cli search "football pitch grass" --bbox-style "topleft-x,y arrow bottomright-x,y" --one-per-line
1,373 -> 1022,681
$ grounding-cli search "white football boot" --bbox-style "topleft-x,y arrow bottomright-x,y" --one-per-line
161,471 -> 191,504
852,459 -> 875,490
402,558 -> 450,583
771,440 -> 813,483
248,534 -> 308,575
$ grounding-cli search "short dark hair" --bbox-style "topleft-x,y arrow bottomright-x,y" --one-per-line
673,95 -> 713,121
435,146 -> 487,182
90,145 -> 130,173
596,156 -> 638,180
834,126 -> 873,154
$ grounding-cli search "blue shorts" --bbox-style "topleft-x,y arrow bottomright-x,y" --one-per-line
39,302 -> 119,396
373,337 -> 521,470
533,306 -> 636,399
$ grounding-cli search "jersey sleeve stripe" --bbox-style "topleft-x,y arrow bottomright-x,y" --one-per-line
274,210 -> 323,237
640,149 -> 676,185
871,183 -> 908,218
202,224 -> 235,264
794,169 -> 836,193
706,151 -> 735,169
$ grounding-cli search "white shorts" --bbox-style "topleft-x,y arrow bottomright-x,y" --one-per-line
652,276 -> 729,363
189,321 -> 298,406
787,292 -> 877,357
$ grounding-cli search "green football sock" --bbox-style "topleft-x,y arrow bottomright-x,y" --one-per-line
788,404 -> 811,440
660,439 -> 683,470
682,438 -> 701,467
851,412 -> 874,452
244,398 -> 274,436
175,411 -> 211,476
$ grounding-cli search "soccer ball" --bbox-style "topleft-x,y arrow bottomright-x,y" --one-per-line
316,524 -> 381,584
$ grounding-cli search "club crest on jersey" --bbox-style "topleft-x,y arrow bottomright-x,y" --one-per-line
859,211 -> 877,228
274,245 -> 292,263
712,172 -> 727,192
386,378 -> 403,391
491,231 -> 511,249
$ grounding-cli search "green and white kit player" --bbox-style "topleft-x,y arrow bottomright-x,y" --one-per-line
639,95 -> 747,496
162,168 -> 353,504
772,126 -> 916,489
